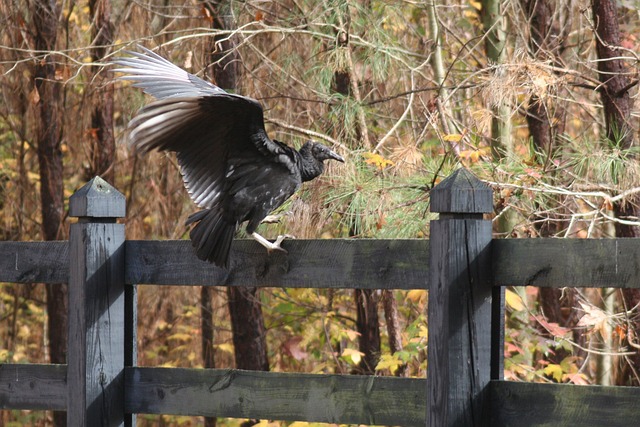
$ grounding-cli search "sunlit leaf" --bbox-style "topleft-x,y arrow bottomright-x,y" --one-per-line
543,364 -> 563,382
341,348 -> 364,365
505,289 -> 525,311
443,133 -> 463,142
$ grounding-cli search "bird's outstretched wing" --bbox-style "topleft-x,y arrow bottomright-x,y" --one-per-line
113,47 -> 298,210
112,46 -> 226,99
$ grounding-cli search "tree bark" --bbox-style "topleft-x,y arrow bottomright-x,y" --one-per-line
592,0 -> 633,147
200,285 -> 216,427
227,286 -> 269,370
86,0 -> 115,184
353,289 -> 381,374
592,0 -> 638,385
482,0 -> 512,156
382,290 -> 406,376
32,1 -> 66,425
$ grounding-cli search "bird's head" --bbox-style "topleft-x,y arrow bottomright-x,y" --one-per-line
298,141 -> 344,182
302,141 -> 345,163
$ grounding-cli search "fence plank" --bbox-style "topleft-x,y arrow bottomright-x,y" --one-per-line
68,177 -> 126,426
493,239 -> 640,288
125,239 -> 429,289
427,169 -> 493,427
490,380 -> 640,427
0,364 -> 66,410
125,367 -> 425,426
3,239 -> 640,290
0,241 -> 68,283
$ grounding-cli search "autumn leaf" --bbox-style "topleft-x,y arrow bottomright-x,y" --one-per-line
341,348 -> 364,365
543,364 -> 563,382
363,152 -> 394,170
505,289 -> 525,311
406,289 -> 427,304
534,315 -> 571,338
564,372 -> 589,385
376,353 -> 403,374
443,133 -> 463,142
283,336 -> 309,361
459,146 -> 490,163
577,302 -> 609,338
469,0 -> 482,11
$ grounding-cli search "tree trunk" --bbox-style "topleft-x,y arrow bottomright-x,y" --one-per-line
382,290 -> 406,376
520,0 -> 583,366
520,0 -> 568,155
482,0 -> 512,156
353,289 -> 381,374
86,0 -> 115,184
592,0 -> 634,147
331,3 -> 370,148
200,286 -> 216,427
33,1 -> 66,425
227,286 -> 269,370
592,0 -> 638,385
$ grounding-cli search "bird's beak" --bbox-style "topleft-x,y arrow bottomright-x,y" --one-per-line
328,150 -> 345,163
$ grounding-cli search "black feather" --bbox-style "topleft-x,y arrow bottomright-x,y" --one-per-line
114,47 -> 344,267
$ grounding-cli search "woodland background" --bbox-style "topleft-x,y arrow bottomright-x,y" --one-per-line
1,0 -> 640,425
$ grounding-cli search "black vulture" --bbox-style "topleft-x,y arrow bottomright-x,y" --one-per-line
114,47 -> 344,267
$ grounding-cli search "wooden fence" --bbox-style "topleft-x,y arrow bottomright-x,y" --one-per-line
1,168 -> 639,426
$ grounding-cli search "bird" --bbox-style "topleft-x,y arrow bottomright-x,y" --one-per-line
113,46 -> 344,268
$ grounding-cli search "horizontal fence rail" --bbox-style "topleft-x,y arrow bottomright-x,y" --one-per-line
4,239 -> 640,289
126,239 -> 430,289
0,364 -> 67,411
0,240 -> 429,290
125,367 -> 426,426
4,363 -> 640,427
493,239 -> 640,288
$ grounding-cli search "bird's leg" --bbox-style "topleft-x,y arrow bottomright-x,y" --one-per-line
261,211 -> 292,224
251,232 -> 293,254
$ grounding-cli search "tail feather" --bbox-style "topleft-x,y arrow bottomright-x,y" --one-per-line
186,209 -> 236,267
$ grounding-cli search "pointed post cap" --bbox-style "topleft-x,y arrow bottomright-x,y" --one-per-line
69,176 -> 125,218
430,168 -> 493,214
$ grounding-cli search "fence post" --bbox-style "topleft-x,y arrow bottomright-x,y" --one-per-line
427,168 -> 493,427
68,176 -> 126,426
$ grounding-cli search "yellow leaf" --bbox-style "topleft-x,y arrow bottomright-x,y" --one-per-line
419,325 -> 428,339
363,152 -> 395,170
344,328 -> 360,341
376,354 -> 402,373
543,364 -> 563,382
505,289 -> 525,311
443,133 -> 463,142
341,348 -> 364,365
406,289 -> 426,303
469,0 -> 482,11
167,332 -> 193,342
216,343 -> 235,354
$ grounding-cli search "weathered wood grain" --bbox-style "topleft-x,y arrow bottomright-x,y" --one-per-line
69,176 -> 126,219
0,364 -> 66,410
490,380 -> 640,426
125,239 -> 430,289
5,238 -> 640,290
428,169 -> 493,427
493,239 -> 640,288
0,241 -> 68,284
68,177 -> 126,426
125,367 -> 426,426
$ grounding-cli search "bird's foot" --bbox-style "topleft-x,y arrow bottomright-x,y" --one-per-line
261,211 -> 292,224
251,232 -> 295,254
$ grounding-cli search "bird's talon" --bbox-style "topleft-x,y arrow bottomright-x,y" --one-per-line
268,245 -> 288,255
